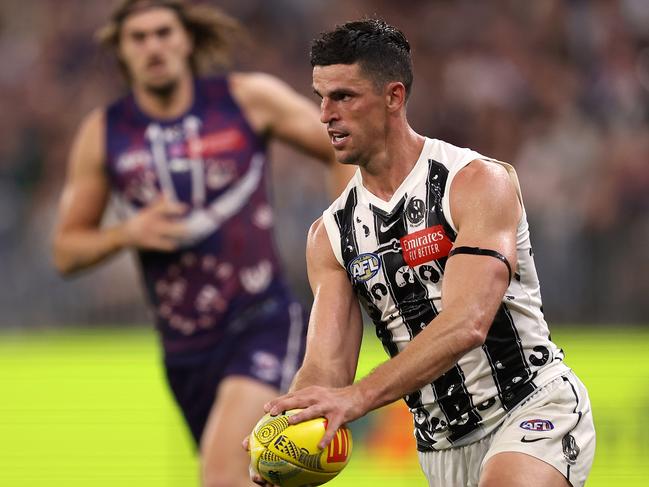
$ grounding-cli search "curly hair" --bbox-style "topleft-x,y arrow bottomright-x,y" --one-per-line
96,0 -> 245,79
310,18 -> 413,99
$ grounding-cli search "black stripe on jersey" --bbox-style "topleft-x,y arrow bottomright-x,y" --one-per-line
430,366 -> 482,443
370,195 -> 407,223
425,159 -> 456,277
371,202 -> 437,342
482,304 -> 536,410
426,159 -> 457,239
334,188 -> 398,357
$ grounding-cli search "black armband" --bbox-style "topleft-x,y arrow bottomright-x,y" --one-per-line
448,246 -> 512,282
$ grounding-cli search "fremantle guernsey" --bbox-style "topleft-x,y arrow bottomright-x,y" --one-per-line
105,77 -> 294,355
322,138 -> 570,451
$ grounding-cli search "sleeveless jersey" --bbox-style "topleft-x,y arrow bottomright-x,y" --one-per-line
105,77 -> 294,355
322,137 -> 569,451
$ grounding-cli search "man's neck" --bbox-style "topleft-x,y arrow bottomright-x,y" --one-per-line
359,125 -> 426,202
132,73 -> 194,120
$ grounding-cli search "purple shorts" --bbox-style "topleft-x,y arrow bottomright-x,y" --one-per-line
163,298 -> 306,444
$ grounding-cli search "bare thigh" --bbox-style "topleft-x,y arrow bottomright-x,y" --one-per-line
480,452 -> 570,487
200,376 -> 278,487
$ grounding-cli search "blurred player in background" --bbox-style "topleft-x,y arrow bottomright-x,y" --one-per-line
258,19 -> 596,487
52,1 -> 350,486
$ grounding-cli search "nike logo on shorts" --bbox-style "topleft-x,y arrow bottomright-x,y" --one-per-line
520,436 -> 551,443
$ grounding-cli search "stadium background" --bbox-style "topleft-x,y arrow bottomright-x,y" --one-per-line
1,0 -> 648,485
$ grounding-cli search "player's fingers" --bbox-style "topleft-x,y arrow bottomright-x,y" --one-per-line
159,220 -> 189,237
155,234 -> 184,251
159,201 -> 189,216
251,475 -> 273,487
286,405 -> 322,425
264,393 -> 294,414
242,435 -> 250,451
146,197 -> 187,219
249,466 -> 268,486
318,416 -> 342,450
144,238 -> 178,252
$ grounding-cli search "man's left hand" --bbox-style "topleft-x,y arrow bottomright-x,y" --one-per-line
263,385 -> 366,449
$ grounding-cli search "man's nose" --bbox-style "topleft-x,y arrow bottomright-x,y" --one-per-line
320,98 -> 337,124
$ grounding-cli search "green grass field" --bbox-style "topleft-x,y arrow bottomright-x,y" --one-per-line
1,326 -> 647,486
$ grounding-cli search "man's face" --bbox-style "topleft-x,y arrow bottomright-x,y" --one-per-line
313,63 -> 387,166
118,7 -> 192,93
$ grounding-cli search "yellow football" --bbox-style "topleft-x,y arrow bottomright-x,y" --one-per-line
249,409 -> 353,487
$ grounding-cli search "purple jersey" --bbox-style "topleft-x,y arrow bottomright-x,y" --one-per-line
105,77 -> 295,356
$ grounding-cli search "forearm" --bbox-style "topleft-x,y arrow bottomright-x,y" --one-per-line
290,358 -> 356,393
355,310 -> 484,413
53,224 -> 129,275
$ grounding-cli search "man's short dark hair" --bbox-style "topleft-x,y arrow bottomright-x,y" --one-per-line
310,18 -> 413,99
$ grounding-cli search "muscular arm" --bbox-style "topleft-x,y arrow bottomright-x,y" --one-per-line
266,159 -> 521,447
229,72 -> 354,195
354,159 -> 522,410
52,109 -> 187,275
290,217 -> 364,391
52,109 -> 125,275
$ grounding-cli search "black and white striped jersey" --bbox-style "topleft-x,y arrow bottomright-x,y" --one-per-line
322,138 -> 569,451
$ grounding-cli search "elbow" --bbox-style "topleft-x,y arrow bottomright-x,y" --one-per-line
52,238 -> 76,277
53,253 -> 75,277
461,313 -> 492,351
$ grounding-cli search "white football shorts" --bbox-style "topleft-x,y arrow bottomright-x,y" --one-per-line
418,370 -> 595,487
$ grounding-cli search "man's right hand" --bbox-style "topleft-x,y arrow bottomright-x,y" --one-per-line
122,196 -> 189,252
242,435 -> 278,487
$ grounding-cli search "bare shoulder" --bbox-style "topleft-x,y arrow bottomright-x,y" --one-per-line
77,107 -> 105,139
69,107 -> 106,174
228,72 -> 296,134
455,159 -> 511,190
306,216 -> 340,269
451,159 -> 521,228
307,216 -> 327,248
228,71 -> 295,104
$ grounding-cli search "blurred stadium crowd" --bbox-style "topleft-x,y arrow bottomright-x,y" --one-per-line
1,0 -> 647,327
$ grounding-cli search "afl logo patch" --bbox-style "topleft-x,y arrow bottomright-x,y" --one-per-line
348,253 -> 381,282
520,419 -> 554,431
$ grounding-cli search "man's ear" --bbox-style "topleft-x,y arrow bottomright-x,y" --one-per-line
385,82 -> 406,113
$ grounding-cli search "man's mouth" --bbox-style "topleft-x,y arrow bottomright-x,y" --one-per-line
329,130 -> 349,146
147,57 -> 166,70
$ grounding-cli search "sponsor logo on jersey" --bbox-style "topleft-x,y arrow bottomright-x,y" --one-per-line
520,419 -> 554,431
116,149 -> 153,172
400,225 -> 452,267
198,128 -> 246,156
348,253 -> 381,282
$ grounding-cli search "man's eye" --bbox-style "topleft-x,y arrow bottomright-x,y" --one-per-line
157,27 -> 172,38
